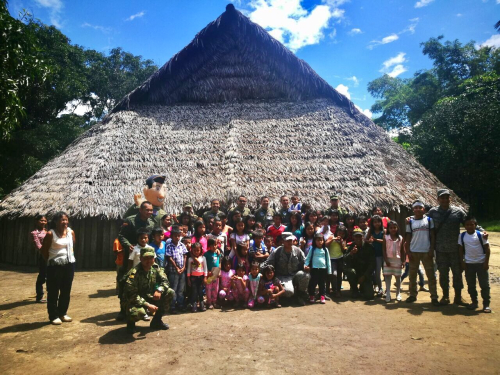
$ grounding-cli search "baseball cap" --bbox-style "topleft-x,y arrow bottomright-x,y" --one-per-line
438,189 -> 450,197
330,195 -> 339,200
145,175 -> 166,188
352,228 -> 364,236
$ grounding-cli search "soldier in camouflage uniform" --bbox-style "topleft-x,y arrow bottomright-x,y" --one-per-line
124,247 -> 174,333
325,195 -> 349,220
344,228 -> 375,300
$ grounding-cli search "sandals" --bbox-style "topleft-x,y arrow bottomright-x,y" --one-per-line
483,306 -> 492,313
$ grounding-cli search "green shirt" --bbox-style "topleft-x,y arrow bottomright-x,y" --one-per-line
123,203 -> 166,226
118,214 -> 156,249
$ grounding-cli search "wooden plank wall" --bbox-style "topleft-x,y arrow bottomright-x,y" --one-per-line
0,217 -> 119,270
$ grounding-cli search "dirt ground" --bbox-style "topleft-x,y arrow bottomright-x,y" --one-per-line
1,234 -> 500,375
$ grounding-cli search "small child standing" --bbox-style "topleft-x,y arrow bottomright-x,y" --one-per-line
150,227 -> 166,268
204,238 -> 221,309
247,262 -> 261,308
305,233 -> 332,304
289,195 -> 302,214
459,216 -> 491,313
383,221 -> 405,302
128,228 -> 154,269
219,257 -> 235,303
257,265 -> 285,307
231,263 -> 250,308
232,243 -> 250,274
187,243 -> 208,312
165,226 -> 189,314
229,218 -> 250,258
329,225 -> 347,297
300,222 -> 315,257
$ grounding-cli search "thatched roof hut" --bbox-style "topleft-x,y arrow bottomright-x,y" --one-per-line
0,4 -> 465,269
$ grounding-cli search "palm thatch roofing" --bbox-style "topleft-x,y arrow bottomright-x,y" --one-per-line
0,4 -> 466,219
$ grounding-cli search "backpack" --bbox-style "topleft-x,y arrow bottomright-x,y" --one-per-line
308,246 -> 329,268
409,216 -> 432,241
460,230 -> 485,254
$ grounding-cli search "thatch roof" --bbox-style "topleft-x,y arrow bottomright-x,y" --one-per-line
0,5 -> 466,219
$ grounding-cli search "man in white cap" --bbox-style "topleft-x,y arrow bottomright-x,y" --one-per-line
261,232 -> 309,305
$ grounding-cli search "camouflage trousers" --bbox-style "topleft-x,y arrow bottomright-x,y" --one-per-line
127,288 -> 174,323
344,268 -> 374,300
436,251 -> 463,294
279,271 -> 310,298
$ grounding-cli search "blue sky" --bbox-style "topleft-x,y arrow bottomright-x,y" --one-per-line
8,0 -> 500,117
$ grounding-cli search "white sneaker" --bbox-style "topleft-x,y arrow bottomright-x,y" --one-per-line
51,318 -> 62,325
143,314 -> 150,321
396,294 -> 402,302
60,315 -> 72,322
385,292 -> 391,302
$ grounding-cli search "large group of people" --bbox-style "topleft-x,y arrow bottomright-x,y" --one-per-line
31,177 -> 492,332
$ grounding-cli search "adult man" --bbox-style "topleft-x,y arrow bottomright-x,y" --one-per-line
278,195 -> 291,225
344,228 -> 375,300
228,195 -> 251,226
325,195 -> 349,218
426,189 -> 468,305
254,196 -> 275,228
123,175 -> 167,226
262,232 -> 309,305
116,201 -> 156,320
202,199 -> 221,226
123,247 -> 174,334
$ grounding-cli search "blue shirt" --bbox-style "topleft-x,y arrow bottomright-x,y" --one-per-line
150,241 -> 166,267
165,241 -> 188,272
204,250 -> 221,270
304,246 -> 332,274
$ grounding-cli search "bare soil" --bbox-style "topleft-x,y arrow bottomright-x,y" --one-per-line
1,234 -> 500,375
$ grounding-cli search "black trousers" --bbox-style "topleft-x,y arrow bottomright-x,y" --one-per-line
46,263 -> 75,321
190,275 -> 204,304
36,254 -> 47,300
308,268 -> 328,297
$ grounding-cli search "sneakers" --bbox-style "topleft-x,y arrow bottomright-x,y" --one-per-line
440,296 -> 450,305
467,302 -> 479,310
483,306 -> 492,313
406,296 -> 417,303
431,299 -> 441,307
396,294 -> 402,302
385,292 -> 391,303
51,318 -> 62,325
309,296 -> 315,304
454,296 -> 468,306
377,289 -> 384,297
143,314 -> 151,321
419,285 -> 429,292
60,315 -> 72,322
320,296 -> 326,304
36,298 -> 47,303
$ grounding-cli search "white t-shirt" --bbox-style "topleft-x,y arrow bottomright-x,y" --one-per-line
406,216 -> 434,253
129,245 -> 155,268
458,231 -> 488,264
228,233 -> 250,259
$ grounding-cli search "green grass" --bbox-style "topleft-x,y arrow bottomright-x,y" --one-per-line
478,220 -> 500,232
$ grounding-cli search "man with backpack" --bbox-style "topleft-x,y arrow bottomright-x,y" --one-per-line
405,200 -> 440,306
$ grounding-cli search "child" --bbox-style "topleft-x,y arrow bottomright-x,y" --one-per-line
192,220 -> 207,254
113,237 -> 123,294
245,215 -> 257,235
303,210 -> 319,231
254,221 -> 263,231
247,262 -> 261,308
219,212 -> 232,236
329,225 -> 347,297
232,243 -> 250,274
231,263 -> 250,308
459,216 -> 491,313
229,218 -> 250,258
383,221 -> 405,302
207,217 -> 227,256
289,195 -> 302,214
369,207 -> 390,229
249,230 -> 269,263
128,228 -> 154,269
187,242 -> 208,312
264,235 -> 275,254
181,235 -> 192,252
31,214 -> 48,303
181,225 -> 189,238
204,238 -> 221,309
405,200 -> 439,306
344,213 -> 356,245
165,226 -> 189,314
299,221 -> 315,257
161,214 -> 172,240
266,213 -> 286,244
257,265 -> 285,307
305,233 -> 332,304
285,212 -> 304,241
318,216 -> 333,240
150,227 -> 167,268
179,212 -> 193,236
357,215 -> 369,239
219,256 -> 235,304
367,215 -> 385,297
329,210 -> 343,236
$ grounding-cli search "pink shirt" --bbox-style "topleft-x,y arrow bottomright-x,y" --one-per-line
192,235 -> 208,254
385,234 -> 402,259
31,229 -> 47,251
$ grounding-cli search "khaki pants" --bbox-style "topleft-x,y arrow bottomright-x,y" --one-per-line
409,252 -> 438,299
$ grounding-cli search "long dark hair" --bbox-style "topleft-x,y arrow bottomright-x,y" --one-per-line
179,212 -> 193,230
50,211 -> 69,230
369,215 -> 383,234
193,220 -> 205,241
286,211 -> 302,231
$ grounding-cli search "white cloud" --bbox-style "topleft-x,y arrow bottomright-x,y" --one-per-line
387,64 -> 407,77
480,34 -> 500,49
456,13 -> 462,17
348,28 -> 362,35
402,18 -> 419,34
415,0 -> 434,8
335,83 -> 350,99
246,0 -> 345,52
497,0 -> 500,4
346,75 -> 359,87
126,11 -> 145,21
380,53 -> 408,77
82,22 -> 111,33
34,0 -> 63,28
355,105 -> 372,118
368,33 -> 398,49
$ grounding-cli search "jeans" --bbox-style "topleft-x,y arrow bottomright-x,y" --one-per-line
167,270 -> 186,309
190,275 -> 204,304
465,263 -> 490,306
36,254 -> 47,301
401,262 -> 424,287
308,268 -> 328,297
46,263 -> 75,321
409,252 -> 438,299
331,258 -> 343,292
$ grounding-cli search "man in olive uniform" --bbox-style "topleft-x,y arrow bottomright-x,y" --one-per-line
116,201 -> 156,320
255,196 -> 275,229
202,199 -> 221,226
124,247 -> 175,333
123,175 -> 167,226
325,195 -> 349,218
344,228 -> 375,300
228,195 -> 251,226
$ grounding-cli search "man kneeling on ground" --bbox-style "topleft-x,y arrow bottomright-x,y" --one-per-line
344,228 -> 375,300
124,247 -> 175,334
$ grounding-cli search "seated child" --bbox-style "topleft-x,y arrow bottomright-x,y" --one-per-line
231,263 -> 250,308
247,262 -> 261,308
257,265 -> 285,308
204,238 -> 221,309
249,230 -> 269,263
459,215 -> 491,313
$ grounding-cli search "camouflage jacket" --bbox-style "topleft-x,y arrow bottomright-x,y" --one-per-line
118,214 -> 156,249
124,263 -> 170,308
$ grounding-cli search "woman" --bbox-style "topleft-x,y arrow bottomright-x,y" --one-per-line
40,212 -> 76,325
31,214 -> 48,303
285,212 -> 304,241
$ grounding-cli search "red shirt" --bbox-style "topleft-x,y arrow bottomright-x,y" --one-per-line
368,217 -> 390,229
266,224 -> 286,244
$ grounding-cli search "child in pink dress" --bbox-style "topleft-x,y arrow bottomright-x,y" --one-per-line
247,262 -> 261,308
231,263 -> 250,308
219,257 -> 235,303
